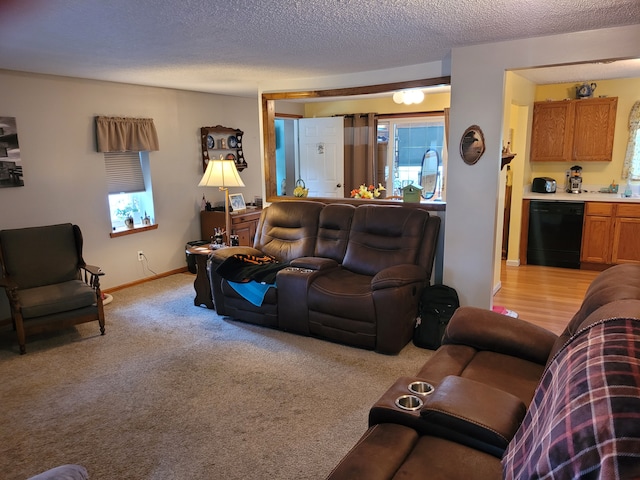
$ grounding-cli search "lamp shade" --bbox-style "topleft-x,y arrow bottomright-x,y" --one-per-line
198,159 -> 245,188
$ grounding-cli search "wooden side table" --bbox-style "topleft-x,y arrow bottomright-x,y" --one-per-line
200,209 -> 262,245
186,245 -> 218,309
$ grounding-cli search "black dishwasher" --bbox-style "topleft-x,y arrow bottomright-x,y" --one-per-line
527,201 -> 584,269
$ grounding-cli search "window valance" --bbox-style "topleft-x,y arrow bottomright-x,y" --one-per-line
95,116 -> 159,152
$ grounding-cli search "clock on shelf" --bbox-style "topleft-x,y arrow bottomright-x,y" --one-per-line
200,125 -> 247,172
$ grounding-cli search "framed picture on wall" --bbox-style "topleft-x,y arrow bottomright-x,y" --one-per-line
229,193 -> 246,213
0,116 -> 24,188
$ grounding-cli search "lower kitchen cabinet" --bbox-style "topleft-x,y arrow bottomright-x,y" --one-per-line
581,203 -> 614,264
581,202 -> 640,267
612,204 -> 640,264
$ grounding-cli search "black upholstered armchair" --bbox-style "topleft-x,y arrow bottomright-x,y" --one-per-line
0,223 -> 105,354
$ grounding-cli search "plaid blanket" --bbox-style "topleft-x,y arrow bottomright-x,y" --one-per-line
502,317 -> 640,480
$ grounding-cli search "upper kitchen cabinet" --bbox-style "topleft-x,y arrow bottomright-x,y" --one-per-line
530,100 -> 575,162
530,97 -> 617,162
573,98 -> 618,162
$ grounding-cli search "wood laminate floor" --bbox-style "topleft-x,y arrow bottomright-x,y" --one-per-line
493,262 -> 601,335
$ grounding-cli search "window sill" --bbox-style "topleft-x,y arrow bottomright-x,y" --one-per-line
110,223 -> 158,238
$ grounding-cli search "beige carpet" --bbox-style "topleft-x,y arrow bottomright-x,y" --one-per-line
0,273 -> 432,480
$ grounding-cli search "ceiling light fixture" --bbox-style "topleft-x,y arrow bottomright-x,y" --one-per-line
392,90 -> 425,105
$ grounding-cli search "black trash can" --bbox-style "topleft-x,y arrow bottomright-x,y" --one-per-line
185,240 -> 208,274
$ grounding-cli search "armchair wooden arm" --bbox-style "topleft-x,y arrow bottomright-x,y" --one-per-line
81,264 -> 104,290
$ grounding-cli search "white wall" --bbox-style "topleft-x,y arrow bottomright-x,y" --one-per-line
0,70 -> 262,316
445,24 -> 640,308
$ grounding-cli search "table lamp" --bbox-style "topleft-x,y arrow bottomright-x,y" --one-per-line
198,156 -> 245,244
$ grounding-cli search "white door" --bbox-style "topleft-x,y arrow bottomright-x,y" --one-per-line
298,117 -> 344,197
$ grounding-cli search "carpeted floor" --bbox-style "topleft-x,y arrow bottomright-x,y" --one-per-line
0,273 -> 432,480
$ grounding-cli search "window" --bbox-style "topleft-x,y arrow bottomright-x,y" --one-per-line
105,151 -> 156,234
378,115 -> 447,199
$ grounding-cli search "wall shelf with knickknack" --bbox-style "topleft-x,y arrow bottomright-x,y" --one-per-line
201,125 -> 247,172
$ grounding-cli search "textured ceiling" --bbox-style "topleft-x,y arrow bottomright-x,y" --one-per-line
0,0 -> 639,97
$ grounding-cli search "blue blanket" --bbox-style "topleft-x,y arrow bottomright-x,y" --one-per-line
228,280 -> 276,307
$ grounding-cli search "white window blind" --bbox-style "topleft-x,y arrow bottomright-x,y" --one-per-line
105,152 -> 145,194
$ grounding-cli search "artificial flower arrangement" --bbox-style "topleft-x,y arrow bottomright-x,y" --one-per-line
350,183 -> 386,199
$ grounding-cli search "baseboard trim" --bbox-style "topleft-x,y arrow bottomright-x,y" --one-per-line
103,267 -> 189,294
505,259 -> 520,267
492,281 -> 502,295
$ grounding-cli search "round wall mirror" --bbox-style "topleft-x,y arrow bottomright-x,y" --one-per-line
460,125 -> 485,165
419,148 -> 440,199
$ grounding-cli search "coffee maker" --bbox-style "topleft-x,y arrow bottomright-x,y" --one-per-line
567,165 -> 583,193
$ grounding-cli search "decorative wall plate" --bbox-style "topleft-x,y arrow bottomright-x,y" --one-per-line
228,135 -> 238,148
206,135 -> 215,149
225,153 -> 236,161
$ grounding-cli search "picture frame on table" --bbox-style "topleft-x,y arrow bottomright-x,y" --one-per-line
229,193 -> 246,213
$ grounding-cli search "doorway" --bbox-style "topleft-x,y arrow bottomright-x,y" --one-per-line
275,116 -> 344,198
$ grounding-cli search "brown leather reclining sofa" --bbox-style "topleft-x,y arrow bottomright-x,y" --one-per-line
327,263 -> 640,479
208,200 -> 441,354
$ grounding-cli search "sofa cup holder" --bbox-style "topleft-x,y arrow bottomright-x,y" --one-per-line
408,381 -> 434,396
395,394 -> 424,411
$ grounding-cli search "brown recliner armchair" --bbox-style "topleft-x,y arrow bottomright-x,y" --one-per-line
0,223 -> 105,354
306,206 -> 439,354
209,200 -> 326,327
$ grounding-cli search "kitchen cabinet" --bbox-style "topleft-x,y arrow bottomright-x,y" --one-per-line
581,202 -> 640,267
612,204 -> 640,265
581,203 -> 614,264
530,97 -> 617,162
200,209 -> 261,246
530,101 -> 574,162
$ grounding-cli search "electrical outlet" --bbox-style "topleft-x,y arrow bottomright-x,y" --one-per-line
137,250 -> 144,262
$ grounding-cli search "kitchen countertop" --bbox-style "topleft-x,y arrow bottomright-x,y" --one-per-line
523,184 -> 640,203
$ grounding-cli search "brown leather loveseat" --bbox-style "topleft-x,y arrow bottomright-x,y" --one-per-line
327,264 -> 640,479
208,200 -> 441,354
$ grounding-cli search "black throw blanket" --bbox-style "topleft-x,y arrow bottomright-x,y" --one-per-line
215,254 -> 290,284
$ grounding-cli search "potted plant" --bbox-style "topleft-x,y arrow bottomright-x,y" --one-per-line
115,201 -> 139,228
